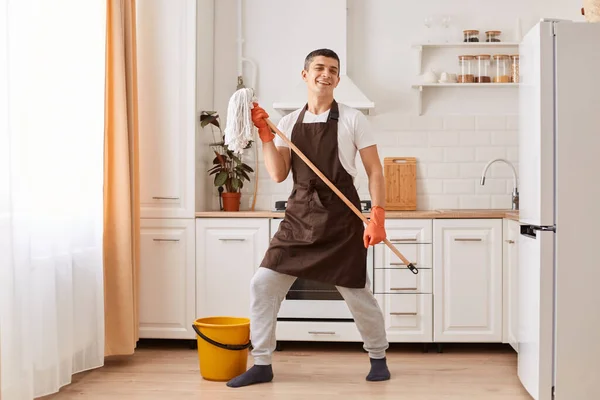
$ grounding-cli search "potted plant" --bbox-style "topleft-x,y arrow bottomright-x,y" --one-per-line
200,111 -> 254,211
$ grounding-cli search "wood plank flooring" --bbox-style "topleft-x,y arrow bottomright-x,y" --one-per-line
41,340 -> 532,400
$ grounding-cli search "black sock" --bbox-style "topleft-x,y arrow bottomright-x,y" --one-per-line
226,364 -> 273,388
366,357 -> 391,381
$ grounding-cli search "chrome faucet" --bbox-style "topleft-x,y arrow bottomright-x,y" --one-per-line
480,158 -> 519,210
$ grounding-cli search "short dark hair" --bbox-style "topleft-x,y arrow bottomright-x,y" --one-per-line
304,48 -> 340,75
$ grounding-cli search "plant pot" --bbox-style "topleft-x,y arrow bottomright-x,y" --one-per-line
221,192 -> 241,212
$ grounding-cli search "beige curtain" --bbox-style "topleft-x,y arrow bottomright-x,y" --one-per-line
103,0 -> 140,357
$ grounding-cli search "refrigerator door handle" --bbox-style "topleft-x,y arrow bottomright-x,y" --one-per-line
520,225 -> 556,238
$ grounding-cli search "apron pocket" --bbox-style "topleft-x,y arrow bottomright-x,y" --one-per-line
308,190 -> 329,240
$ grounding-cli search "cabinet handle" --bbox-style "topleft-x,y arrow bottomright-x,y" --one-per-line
390,262 -> 418,266
454,238 -> 482,242
219,238 -> 246,242
308,331 -> 336,335
390,312 -> 417,316
152,196 -> 180,200
505,239 -> 515,244
153,238 -> 179,242
390,287 -> 418,291
390,238 -> 417,242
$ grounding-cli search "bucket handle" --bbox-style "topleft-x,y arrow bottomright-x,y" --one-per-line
192,324 -> 251,351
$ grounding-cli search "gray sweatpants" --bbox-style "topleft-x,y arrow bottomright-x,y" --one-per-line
249,266 -> 389,365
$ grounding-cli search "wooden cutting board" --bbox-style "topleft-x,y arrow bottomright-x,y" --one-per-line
384,157 -> 417,210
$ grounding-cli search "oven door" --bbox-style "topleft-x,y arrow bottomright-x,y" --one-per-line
277,246 -> 374,320
271,218 -> 374,320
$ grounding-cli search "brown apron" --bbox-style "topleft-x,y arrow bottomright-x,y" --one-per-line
259,100 -> 367,288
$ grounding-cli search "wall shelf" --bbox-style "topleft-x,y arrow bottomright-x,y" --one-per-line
413,42 -> 520,73
412,83 -> 519,115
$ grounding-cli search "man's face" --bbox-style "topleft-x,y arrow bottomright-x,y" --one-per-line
302,56 -> 340,96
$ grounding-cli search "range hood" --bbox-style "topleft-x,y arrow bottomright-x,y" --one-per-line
272,1 -> 375,114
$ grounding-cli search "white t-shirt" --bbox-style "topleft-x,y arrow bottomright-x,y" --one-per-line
274,102 -> 376,180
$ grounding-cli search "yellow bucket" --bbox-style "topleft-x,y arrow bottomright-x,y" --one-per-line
192,317 -> 251,381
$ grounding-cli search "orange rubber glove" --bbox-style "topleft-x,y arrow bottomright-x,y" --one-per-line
251,102 -> 274,143
364,206 -> 387,247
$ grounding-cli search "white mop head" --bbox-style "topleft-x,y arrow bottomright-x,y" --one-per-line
223,88 -> 256,154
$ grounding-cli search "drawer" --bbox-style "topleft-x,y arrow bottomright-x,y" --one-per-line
375,293 -> 433,342
374,242 -> 432,269
275,321 -> 361,342
385,219 -> 432,242
374,268 -> 432,294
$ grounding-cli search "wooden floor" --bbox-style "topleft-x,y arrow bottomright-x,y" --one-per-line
42,340 -> 532,400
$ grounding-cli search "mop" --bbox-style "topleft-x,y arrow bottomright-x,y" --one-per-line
224,88 -> 418,275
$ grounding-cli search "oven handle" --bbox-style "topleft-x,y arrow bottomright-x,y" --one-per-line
308,331 -> 336,335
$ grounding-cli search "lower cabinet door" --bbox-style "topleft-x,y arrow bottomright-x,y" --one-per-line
196,218 -> 270,319
139,218 -> 195,339
375,294 -> 433,342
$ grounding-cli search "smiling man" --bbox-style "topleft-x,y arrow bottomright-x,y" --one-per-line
226,48 -> 390,388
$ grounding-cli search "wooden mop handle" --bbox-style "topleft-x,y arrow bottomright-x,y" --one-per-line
265,119 -> 418,274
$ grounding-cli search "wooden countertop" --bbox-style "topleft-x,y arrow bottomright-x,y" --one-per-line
195,209 -> 520,220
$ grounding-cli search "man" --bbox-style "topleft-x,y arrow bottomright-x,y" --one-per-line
226,48 -> 390,388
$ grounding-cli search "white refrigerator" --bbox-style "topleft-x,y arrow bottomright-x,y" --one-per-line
518,19 -> 600,400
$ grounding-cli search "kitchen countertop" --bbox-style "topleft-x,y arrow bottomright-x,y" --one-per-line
195,209 -> 520,220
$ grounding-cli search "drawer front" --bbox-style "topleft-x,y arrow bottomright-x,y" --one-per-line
375,242 -> 432,269
276,321 -> 361,342
385,218 -> 432,241
374,268 -> 433,294
375,293 -> 433,342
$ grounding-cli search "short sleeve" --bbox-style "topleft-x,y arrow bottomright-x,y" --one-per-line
353,111 -> 376,150
273,113 -> 294,148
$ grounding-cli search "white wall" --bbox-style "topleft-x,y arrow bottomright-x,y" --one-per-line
199,0 -> 583,211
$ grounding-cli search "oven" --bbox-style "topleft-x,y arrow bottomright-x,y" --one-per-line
269,216 -> 374,321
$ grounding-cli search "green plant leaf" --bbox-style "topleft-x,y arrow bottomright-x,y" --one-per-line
239,170 -> 250,181
213,151 -> 227,166
200,113 -> 220,129
231,178 -> 241,190
240,163 -> 254,173
214,171 -> 228,187
231,154 -> 242,164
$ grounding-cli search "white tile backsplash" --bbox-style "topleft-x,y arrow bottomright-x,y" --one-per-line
459,131 -> 491,146
228,114 -> 519,211
443,179 -> 475,194
443,116 -> 475,131
410,116 -> 444,131
475,116 -> 507,130
491,131 -> 518,146
476,146 -> 507,162
429,131 -> 459,147
444,147 -> 475,163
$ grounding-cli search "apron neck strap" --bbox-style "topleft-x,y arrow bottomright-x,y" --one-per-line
298,100 -> 339,122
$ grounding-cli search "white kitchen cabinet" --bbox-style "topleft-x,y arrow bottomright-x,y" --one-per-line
433,219 -> 503,342
137,0 -> 196,219
373,219 -> 433,342
374,219 -> 433,270
503,218 -> 520,351
139,218 -> 196,339
196,218 -> 270,319
375,293 -> 433,343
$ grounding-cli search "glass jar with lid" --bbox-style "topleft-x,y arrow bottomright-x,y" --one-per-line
510,54 -> 520,83
485,30 -> 502,42
458,55 -> 475,83
475,54 -> 491,83
493,54 -> 511,83
463,30 -> 479,42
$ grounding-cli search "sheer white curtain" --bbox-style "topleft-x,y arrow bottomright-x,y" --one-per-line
1,1 -> 106,398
